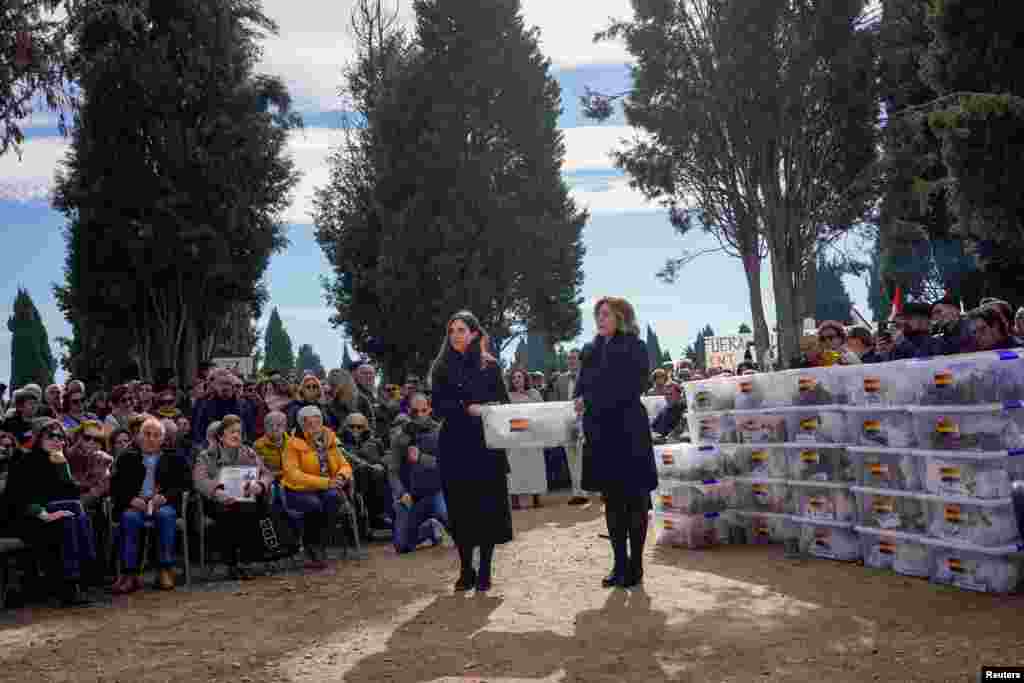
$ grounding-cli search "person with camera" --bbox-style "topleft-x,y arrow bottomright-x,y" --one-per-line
388,394 -> 450,553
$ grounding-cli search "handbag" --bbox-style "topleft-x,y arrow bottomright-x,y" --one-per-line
248,503 -> 299,562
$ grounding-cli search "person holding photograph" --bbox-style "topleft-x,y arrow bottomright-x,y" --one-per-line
430,310 -> 513,593
193,414 -> 274,580
575,297 -> 658,589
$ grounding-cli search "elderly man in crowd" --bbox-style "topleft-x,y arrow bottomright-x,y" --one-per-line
388,394 -> 450,553
191,369 -> 257,446
282,405 -> 353,570
41,383 -> 63,419
340,412 -> 393,535
3,388 -> 40,448
353,363 -> 381,437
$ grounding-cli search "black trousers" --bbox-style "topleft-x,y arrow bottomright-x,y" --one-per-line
205,500 -> 265,564
603,490 -> 650,575
353,465 -> 392,524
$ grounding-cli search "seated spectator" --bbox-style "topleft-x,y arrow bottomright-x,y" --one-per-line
286,374 -> 326,433
398,375 -> 421,416
388,394 -> 449,553
253,411 -> 288,485
65,420 -> 112,513
109,427 -> 134,460
193,415 -> 274,580
340,412 -> 393,533
846,327 -> 882,363
136,380 -> 155,415
815,321 -> 862,366
4,418 -> 98,605
892,303 -> 947,359
154,388 -> 182,422
651,383 -> 686,441
61,380 -> 98,438
0,429 -> 14,497
110,417 -> 190,594
3,388 -> 39,449
967,306 -> 1016,352
105,385 -> 136,432
875,327 -> 895,361
243,381 -> 268,440
323,368 -> 370,432
282,405 -> 353,570
190,369 -> 256,447
264,373 -> 293,413
205,420 -> 221,453
41,383 -> 62,418
89,391 -> 111,422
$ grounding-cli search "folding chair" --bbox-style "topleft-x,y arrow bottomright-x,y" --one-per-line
0,537 -> 28,608
106,493 -> 191,586
277,485 -> 365,560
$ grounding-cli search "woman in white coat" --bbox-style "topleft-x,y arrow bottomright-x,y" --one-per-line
506,368 -> 548,509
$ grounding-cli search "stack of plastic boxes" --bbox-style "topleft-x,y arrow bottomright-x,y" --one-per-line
849,351 -> 1024,593
651,442 -> 733,548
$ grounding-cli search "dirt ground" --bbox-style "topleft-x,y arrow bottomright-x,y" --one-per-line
1,491 -> 1022,683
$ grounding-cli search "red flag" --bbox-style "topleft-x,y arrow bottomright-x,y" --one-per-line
888,284 -> 903,321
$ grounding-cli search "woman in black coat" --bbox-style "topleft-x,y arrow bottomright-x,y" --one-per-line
430,310 -> 513,593
575,297 -> 658,588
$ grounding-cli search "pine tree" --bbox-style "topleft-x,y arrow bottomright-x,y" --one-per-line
646,325 -> 662,371
738,323 -> 752,334
264,308 -> 295,372
295,344 -> 325,378
7,288 -> 55,388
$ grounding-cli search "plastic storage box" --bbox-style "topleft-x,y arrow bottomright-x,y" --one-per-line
794,518 -> 861,561
720,444 -> 788,478
481,401 -> 575,449
923,536 -> 1024,593
912,350 -> 1024,406
919,449 -> 1020,499
789,480 -> 856,522
852,486 -> 929,534
845,360 -> 921,407
856,526 -> 932,577
790,367 -> 852,407
844,406 -> 915,448
683,379 -> 735,413
731,510 -> 793,544
642,395 -> 668,425
850,446 -> 923,491
776,406 -> 848,444
785,444 -> 857,483
909,404 -> 1024,452
686,411 -> 737,444
734,477 -> 793,514
924,495 -> 1021,547
652,478 -> 735,515
734,374 -> 765,410
653,443 -> 722,481
732,409 -> 788,444
652,511 -> 721,549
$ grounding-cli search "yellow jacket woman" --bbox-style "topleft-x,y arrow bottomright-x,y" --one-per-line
282,421 -> 352,492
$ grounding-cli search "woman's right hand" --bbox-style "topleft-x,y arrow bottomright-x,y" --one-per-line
465,404 -> 483,417
130,497 -> 148,512
574,398 -> 584,415
41,510 -> 74,522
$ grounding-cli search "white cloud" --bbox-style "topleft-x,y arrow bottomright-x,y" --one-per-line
561,126 -> 640,172
256,0 -> 634,111
570,176 -> 660,215
0,136 -> 68,202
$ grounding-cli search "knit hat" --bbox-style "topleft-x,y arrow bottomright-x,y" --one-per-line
297,404 -> 323,423
31,417 -> 64,443
22,383 -> 42,401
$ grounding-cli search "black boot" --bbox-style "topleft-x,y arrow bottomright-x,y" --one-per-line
60,582 -> 94,607
623,495 -> 649,588
455,543 -> 477,591
602,494 -> 628,588
477,544 -> 494,592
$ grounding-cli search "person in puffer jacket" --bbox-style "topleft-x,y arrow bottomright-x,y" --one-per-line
387,394 -> 449,553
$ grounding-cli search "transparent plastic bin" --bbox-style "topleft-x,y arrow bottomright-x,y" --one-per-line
733,375 -> 764,410
652,511 -> 722,549
720,444 -> 788,478
856,526 -> 932,577
845,360 -> 921,407
642,395 -> 667,425
922,536 -> 1024,593
785,444 -> 856,483
792,517 -> 860,561
924,495 -> 1021,547
686,411 -> 737,444
790,367 -> 852,407
734,477 -> 794,514
789,480 -> 855,522
844,406 -> 915,448
481,401 -> 575,449
918,449 -> 1021,499
683,379 -> 736,413
775,406 -> 848,444
652,478 -> 735,515
653,443 -> 722,481
852,486 -> 929,534
912,350 -> 1024,406
909,404 -> 1024,452
731,510 -> 793,544
850,446 -> 923,491
732,409 -> 788,444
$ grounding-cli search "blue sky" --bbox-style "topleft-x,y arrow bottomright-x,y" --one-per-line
0,0 -> 867,386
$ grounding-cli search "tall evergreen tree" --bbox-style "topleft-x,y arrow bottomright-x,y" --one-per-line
314,0 -> 586,382
815,256 -> 855,324
866,233 -> 891,322
738,323 -> 752,334
263,308 -> 294,372
53,0 -> 301,387
295,344 -> 325,378
693,324 -> 715,371
7,288 -> 55,389
646,325 -> 662,371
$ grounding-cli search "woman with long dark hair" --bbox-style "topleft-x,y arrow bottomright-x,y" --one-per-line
575,297 -> 658,588
430,310 -> 513,592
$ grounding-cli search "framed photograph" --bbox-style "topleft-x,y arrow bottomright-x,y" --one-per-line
218,466 -> 259,502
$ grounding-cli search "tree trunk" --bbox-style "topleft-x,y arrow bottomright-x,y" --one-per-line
741,249 -> 771,370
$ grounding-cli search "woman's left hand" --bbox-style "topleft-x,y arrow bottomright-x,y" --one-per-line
465,404 -> 483,417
